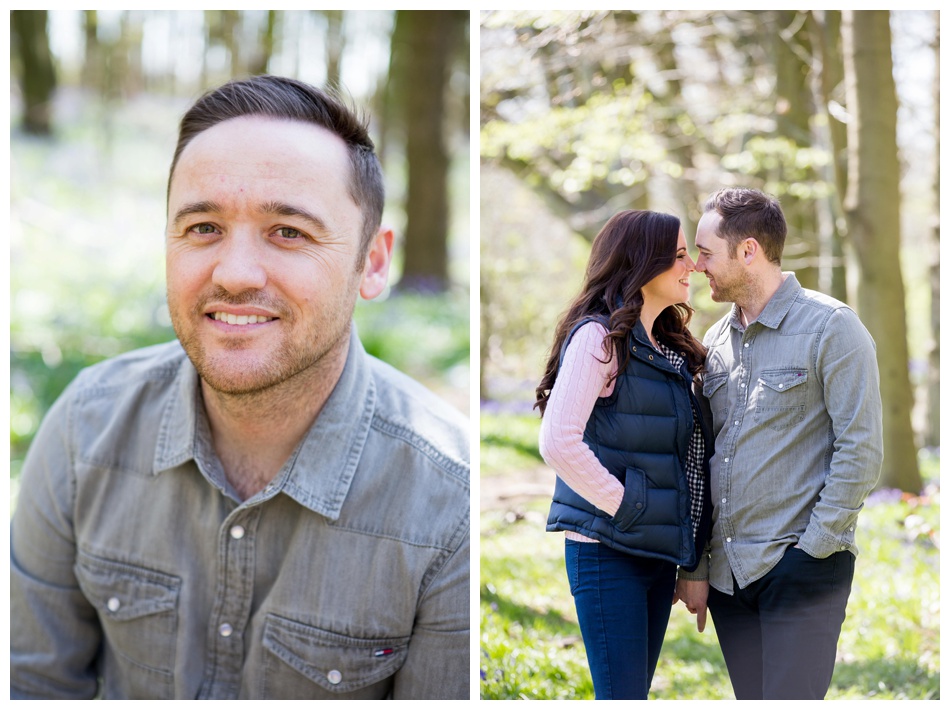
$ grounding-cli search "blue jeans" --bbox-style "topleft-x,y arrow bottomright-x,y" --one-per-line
707,546 -> 855,699
565,540 -> 676,699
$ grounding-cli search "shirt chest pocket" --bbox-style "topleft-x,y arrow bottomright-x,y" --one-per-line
754,368 -> 808,431
702,372 -> 729,429
261,613 -> 410,699
74,551 -> 180,698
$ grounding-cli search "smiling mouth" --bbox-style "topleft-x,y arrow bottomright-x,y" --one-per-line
209,311 -> 277,325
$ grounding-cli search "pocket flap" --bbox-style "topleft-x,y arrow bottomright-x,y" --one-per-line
611,466 -> 647,531
759,369 -> 807,393
263,613 -> 410,693
75,551 -> 180,622
702,373 -> 727,398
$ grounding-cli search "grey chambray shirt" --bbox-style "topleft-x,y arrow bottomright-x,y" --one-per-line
700,273 -> 883,595
10,328 -> 470,700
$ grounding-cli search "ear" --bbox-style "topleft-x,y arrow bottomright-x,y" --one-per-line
359,226 -> 394,300
740,238 -> 760,265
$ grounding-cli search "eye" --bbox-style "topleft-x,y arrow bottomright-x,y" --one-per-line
188,223 -> 218,236
275,227 -> 306,240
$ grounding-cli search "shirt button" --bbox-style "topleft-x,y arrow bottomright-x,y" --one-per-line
721,498 -> 727,504
724,457 -> 730,463
230,525 -> 245,540
219,623 -> 233,638
734,421 -> 739,426
744,343 -> 749,348
726,537 -> 733,543
107,597 -> 121,613
778,383 -> 785,389
740,383 -> 745,388
327,669 -> 343,685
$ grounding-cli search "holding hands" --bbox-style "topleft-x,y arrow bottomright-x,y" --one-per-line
673,578 -> 709,633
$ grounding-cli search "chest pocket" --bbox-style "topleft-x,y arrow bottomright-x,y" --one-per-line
74,551 -> 180,699
701,372 -> 729,430
261,613 -> 410,699
754,368 -> 808,431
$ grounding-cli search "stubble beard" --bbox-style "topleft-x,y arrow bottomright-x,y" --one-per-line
169,288 -> 355,400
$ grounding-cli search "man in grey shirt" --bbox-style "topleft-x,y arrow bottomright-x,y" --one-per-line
675,187 -> 883,699
10,76 -> 470,700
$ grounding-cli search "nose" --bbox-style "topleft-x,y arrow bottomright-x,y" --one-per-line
695,254 -> 706,273
211,231 -> 267,293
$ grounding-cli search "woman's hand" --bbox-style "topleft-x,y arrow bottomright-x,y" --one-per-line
673,578 -> 709,633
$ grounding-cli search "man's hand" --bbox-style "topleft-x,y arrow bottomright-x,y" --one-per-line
673,578 -> 709,633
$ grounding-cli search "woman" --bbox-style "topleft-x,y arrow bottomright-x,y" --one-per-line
536,210 -> 712,699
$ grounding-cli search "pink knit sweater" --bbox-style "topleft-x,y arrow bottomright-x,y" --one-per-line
538,322 -> 623,542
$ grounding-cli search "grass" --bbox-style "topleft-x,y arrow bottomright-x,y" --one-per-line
479,412 -> 941,700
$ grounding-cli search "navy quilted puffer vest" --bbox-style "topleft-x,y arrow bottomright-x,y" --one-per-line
546,316 -> 710,570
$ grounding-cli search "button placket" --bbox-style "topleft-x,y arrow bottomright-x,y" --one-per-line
199,506 -> 262,698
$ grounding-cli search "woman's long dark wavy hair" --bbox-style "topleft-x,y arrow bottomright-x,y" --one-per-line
535,210 -> 706,416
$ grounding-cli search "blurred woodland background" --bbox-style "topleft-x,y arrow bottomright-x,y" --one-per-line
481,9 -> 938,493
480,10 -> 939,700
9,10 -> 471,482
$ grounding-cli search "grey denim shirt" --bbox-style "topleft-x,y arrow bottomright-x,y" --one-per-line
698,273 -> 882,594
10,328 -> 470,700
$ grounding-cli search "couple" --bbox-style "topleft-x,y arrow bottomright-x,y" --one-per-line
536,188 -> 883,700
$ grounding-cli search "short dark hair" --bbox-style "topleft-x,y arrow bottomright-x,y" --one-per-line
703,187 -> 786,265
168,75 -> 384,257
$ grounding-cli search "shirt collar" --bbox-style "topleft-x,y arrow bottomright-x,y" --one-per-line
728,271 -> 801,332
153,326 -> 375,520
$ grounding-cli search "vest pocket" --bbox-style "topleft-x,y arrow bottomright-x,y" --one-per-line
611,466 -> 647,531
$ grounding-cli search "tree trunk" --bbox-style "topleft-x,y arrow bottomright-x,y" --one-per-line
924,13 -> 939,449
80,10 -> 101,91
249,10 -> 278,75
392,10 -> 466,292
809,10 -> 849,302
841,10 -> 920,492
11,10 -> 57,135
654,24 -> 696,242
324,11 -> 345,89
774,10 -> 820,291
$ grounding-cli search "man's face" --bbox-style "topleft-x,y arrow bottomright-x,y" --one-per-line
694,211 -> 746,304
166,116 -> 377,395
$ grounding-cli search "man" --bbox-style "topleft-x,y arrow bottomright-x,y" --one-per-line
675,187 -> 883,699
10,76 -> 470,700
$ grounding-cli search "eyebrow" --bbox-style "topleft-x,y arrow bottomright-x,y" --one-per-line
171,200 -> 222,230
170,199 -> 330,234
257,201 -> 330,234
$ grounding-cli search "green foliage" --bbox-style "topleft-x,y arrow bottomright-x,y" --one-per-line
354,289 -> 469,388
480,417 -> 941,700
10,97 -> 179,471
482,90 -> 662,197
479,412 -> 544,476
480,166 -> 590,402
